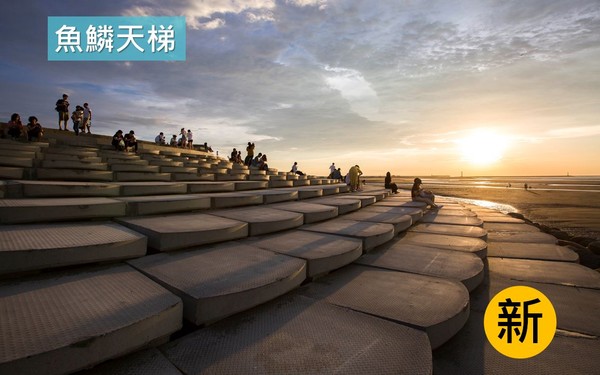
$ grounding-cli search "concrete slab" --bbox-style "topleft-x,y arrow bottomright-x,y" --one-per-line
205,192 -> 264,209
0,222 -> 147,275
397,232 -> 488,258
301,219 -> 395,251
160,166 -> 197,174
35,168 -> 114,182
186,181 -> 235,193
0,167 -> 24,179
292,187 -> 324,199
81,348 -> 182,375
241,189 -> 298,204
433,309 -> 600,375
1,156 -> 34,168
267,201 -> 338,223
409,223 -> 488,240
372,199 -> 428,208
161,294 -> 432,375
244,231 -> 363,278
208,207 -> 304,236
117,194 -> 211,215
356,242 -> 484,292
0,197 -> 126,224
172,173 -> 214,181
336,194 -> 377,207
420,212 -> 484,226
483,222 -> 541,232
269,180 -> 294,188
488,242 -> 579,262
354,190 -> 388,201
116,181 -> 188,196
114,172 -> 172,182
299,265 -> 470,349
478,215 -> 525,223
233,181 -> 268,191
488,257 -> 600,289
0,264 -> 182,375
341,210 -> 413,235
356,205 -> 424,222
292,179 -> 310,186
429,208 -> 477,217
487,231 -> 557,243
11,180 -> 121,198
307,197 -> 361,214
117,213 -> 248,251
128,242 -> 306,325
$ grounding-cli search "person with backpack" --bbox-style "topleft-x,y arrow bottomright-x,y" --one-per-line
71,105 -> 84,135
55,94 -> 70,131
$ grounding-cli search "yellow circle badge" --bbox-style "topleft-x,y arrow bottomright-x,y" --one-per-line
484,285 -> 557,359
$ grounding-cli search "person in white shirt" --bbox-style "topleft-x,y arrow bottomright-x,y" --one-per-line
186,129 -> 193,149
291,162 -> 304,175
82,103 -> 92,134
329,162 -> 336,178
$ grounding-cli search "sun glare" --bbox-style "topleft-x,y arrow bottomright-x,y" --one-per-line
457,129 -> 510,165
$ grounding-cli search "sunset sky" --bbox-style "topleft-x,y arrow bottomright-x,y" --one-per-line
1,1 -> 599,176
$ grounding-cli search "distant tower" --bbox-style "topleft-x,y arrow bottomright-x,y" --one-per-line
461,171 -> 463,178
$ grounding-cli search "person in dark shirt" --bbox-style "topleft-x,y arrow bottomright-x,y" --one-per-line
56,94 -> 70,131
124,130 -> 138,152
384,172 -> 398,194
411,177 -> 438,208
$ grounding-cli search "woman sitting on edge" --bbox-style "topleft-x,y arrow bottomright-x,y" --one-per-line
384,172 -> 398,194
411,177 -> 438,209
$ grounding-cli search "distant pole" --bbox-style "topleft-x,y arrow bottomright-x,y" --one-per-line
461,171 -> 463,178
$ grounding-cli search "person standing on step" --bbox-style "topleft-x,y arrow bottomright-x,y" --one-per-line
329,162 -> 336,178
411,177 -> 438,209
245,142 -> 255,166
187,129 -> 194,149
82,102 -> 92,134
55,94 -> 70,131
71,105 -> 84,135
178,128 -> 187,148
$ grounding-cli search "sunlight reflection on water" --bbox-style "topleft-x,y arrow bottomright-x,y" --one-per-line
448,197 -> 518,214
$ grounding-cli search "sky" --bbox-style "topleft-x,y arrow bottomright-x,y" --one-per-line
1,0 -> 599,177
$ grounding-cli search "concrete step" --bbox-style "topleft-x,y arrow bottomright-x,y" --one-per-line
409,223 -> 488,240
0,197 -> 126,224
291,187 -> 323,199
487,231 -> 558,244
35,168 -> 114,182
0,156 -> 34,168
488,258 -> 600,289
44,148 -> 98,157
202,192 -> 263,209
241,189 -> 298,204
249,169 -> 266,175
233,181 -> 268,191
245,231 -> 362,278
356,242 -> 485,292
114,172 -> 172,182
99,152 -> 141,161
0,264 -> 182,375
161,293 -> 432,374
41,160 -> 109,170
267,201 -> 338,223
0,222 -> 147,276
477,215 -> 525,223
172,173 -> 214,181
301,218 -> 395,251
186,181 -> 235,193
419,212 -> 484,227
298,265 -> 470,349
0,141 -> 46,152
5,180 -> 121,198
0,167 -> 24,179
397,232 -> 488,258
372,199 -> 428,208
292,179 -> 310,186
306,197 -> 362,214
105,158 -> 148,165
361,205 -> 424,223
78,348 -> 182,375
117,213 -> 248,251
341,210 -> 413,235
117,194 -> 211,216
111,164 -> 161,173
336,194 -> 376,207
268,175 -> 286,181
128,242 -> 306,325
483,222 -> 540,232
247,174 -> 269,181
43,153 -> 103,162
116,182 -> 188,196
487,242 -> 579,262
215,173 -> 247,181
149,160 -> 184,167
208,207 -> 304,236
160,166 -> 197,174
268,180 -> 294,188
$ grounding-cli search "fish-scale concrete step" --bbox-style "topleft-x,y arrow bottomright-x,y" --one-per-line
341,210 -> 413,234
171,173 -> 214,181
356,242 -> 485,292
233,181 -> 268,191
208,207 -> 304,236
267,201 -> 338,223
44,148 -> 98,157
105,158 -> 148,165
483,222 -> 540,232
336,194 -> 377,207
409,223 -> 488,239
397,232 -> 488,258
128,242 -> 306,325
117,213 -> 248,251
301,218 -> 395,251
160,294 -> 432,375
292,179 -> 310,186
215,173 -> 248,181
4,180 -> 121,198
114,172 -> 172,182
35,168 -> 114,181
488,258 -> 600,289
247,174 -> 269,181
487,242 -> 579,262
186,181 -> 235,193
111,164 -> 161,173
487,231 -> 557,244
361,205 -> 424,223
372,199 -> 428,208
43,153 -> 102,163
0,264 -> 182,375
202,192 -> 263,208
268,180 -> 293,188
117,194 -> 211,216
0,222 -> 147,275
240,189 -> 298,204
298,265 -> 470,349
288,186 -> 323,199
116,182 -> 188,196
420,212 -> 484,226
307,196 -> 362,214
79,348 -> 182,375
41,160 -> 109,170
0,197 -> 126,224
430,208 -> 477,217
245,231 -> 362,278
0,167 -> 24,179
0,156 -> 34,168
477,215 -> 524,223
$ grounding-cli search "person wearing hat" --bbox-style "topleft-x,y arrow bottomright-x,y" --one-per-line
411,177 -> 438,209
124,130 -> 138,152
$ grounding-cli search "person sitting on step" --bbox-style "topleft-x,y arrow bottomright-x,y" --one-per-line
124,130 -> 138,152
384,172 -> 399,194
26,116 -> 44,141
411,177 -> 438,209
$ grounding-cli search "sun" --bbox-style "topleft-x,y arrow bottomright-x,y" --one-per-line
457,129 -> 510,165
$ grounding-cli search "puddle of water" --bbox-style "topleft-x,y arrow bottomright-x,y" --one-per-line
446,197 -> 518,214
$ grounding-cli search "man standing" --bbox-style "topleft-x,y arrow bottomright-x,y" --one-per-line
245,142 -> 255,166
55,94 -> 70,131
82,102 -> 92,134
329,162 -> 336,178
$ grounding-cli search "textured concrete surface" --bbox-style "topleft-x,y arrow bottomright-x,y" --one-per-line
420,212 -> 484,227
117,194 -> 211,216
161,294 -> 433,375
307,197 -> 362,214
208,207 -> 304,236
340,210 -> 413,234
398,232 -> 488,258
487,231 -> 557,243
487,242 -> 579,262
409,223 -> 488,239
81,348 -> 183,375
267,201 -> 339,223
301,218 -> 395,251
128,242 -> 306,325
361,205 -> 424,223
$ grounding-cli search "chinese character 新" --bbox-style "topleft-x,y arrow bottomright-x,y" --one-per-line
497,298 -> 542,344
